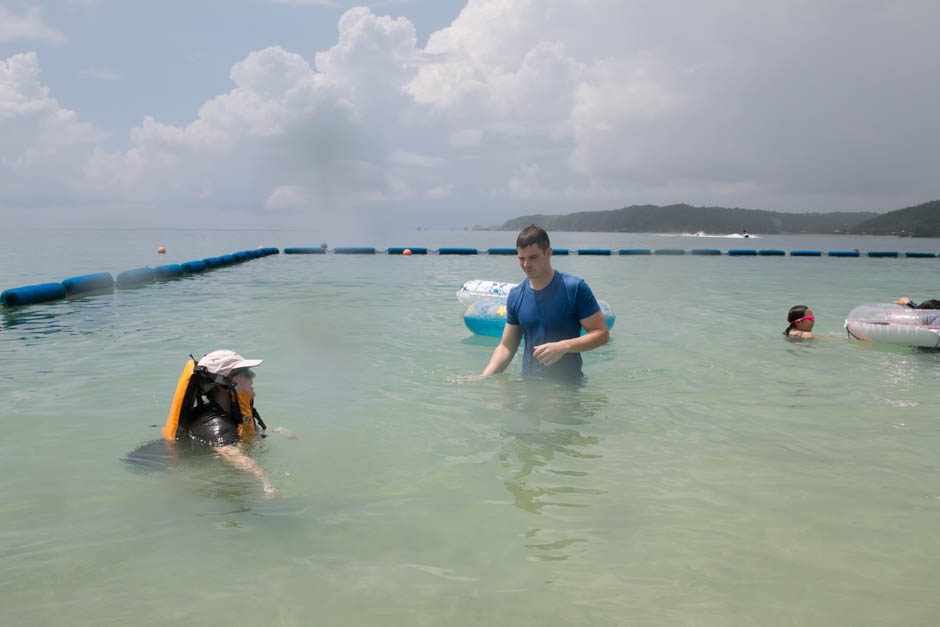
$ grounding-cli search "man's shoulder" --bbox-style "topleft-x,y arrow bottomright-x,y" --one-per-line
556,271 -> 590,292
507,280 -> 529,299
188,402 -> 228,424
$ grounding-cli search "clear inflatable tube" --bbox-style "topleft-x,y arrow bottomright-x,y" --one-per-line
457,280 -> 517,306
845,303 -> 940,348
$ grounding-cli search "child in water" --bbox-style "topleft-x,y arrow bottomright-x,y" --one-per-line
783,305 -> 814,339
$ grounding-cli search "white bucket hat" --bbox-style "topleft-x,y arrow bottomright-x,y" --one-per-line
197,350 -> 263,378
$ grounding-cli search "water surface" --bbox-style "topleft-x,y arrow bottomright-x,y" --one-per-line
2,228 -> 940,626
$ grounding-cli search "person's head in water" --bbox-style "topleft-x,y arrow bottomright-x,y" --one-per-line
516,225 -> 553,283
783,305 -> 814,336
197,350 -> 262,407
918,300 -> 940,310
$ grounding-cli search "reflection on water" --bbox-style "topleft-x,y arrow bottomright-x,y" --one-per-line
494,381 -> 609,561
121,439 -> 181,474
121,435 -> 279,504
0,297 -> 119,340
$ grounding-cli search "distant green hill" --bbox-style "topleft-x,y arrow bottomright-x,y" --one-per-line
500,204 -> 877,234
848,200 -> 940,237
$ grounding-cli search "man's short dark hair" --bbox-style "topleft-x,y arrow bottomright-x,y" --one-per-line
516,225 -> 550,251
918,299 -> 940,309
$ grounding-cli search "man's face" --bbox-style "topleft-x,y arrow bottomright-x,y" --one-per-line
517,243 -> 552,280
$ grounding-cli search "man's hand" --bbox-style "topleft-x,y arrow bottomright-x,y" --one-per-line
268,426 -> 299,439
532,340 -> 569,366
454,374 -> 489,383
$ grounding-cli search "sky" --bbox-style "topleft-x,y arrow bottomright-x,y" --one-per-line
2,1 -> 939,232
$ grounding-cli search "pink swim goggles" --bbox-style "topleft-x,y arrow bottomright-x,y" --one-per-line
791,315 -> 814,324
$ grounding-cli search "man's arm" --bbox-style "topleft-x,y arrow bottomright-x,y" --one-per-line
481,322 -> 523,378
217,444 -> 278,498
531,309 -> 609,367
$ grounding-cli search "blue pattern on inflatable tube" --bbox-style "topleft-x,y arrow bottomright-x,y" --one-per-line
61,272 -> 114,296
116,267 -> 155,289
1,283 -> 67,307
464,299 -> 617,338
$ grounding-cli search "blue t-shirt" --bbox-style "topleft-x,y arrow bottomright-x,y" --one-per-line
505,270 -> 601,382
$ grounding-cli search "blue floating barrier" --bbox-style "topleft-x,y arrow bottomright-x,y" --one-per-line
283,247 -> 325,254
180,260 -> 207,273
868,251 -> 898,258
335,247 -> 376,254
233,251 -> 250,262
203,257 -> 223,268
220,255 -> 235,265
552,248 -> 569,255
828,251 -> 860,257
654,249 -> 685,255
439,248 -> 478,255
691,249 -> 721,255
1,283 -> 67,307
265,247 -> 280,255
728,249 -> 757,256
759,250 -> 786,256
578,249 -> 611,255
116,267 -> 156,289
619,249 -> 651,255
905,251 -> 936,258
487,248 -> 517,255
153,264 -> 184,279
388,247 -> 428,255
790,250 -> 822,256
61,272 -> 114,296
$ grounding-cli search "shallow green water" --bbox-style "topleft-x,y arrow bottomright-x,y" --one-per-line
2,229 -> 940,626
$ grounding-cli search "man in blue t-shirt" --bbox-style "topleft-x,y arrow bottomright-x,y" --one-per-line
480,225 -> 609,382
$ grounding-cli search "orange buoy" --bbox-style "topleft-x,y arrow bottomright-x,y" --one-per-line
157,246 -> 166,254
403,248 -> 412,256
257,245 -> 264,249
